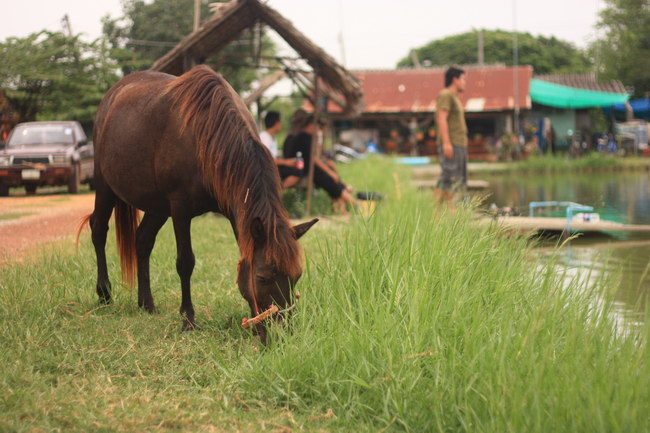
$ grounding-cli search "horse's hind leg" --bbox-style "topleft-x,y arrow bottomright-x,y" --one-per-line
170,206 -> 196,331
91,183 -> 117,304
135,212 -> 168,313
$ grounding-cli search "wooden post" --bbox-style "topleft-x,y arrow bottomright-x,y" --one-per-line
305,73 -> 320,217
256,99 -> 262,128
193,0 -> 201,31
512,0 -> 520,139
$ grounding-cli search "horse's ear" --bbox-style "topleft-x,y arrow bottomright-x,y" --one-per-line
251,218 -> 266,247
293,218 -> 318,240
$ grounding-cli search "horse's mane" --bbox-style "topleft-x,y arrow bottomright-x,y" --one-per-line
164,65 -> 302,277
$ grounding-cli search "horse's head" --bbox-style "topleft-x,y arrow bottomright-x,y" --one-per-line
237,218 -> 318,340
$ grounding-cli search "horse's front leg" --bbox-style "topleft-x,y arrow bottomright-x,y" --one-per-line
135,212 -> 168,313
171,207 -> 196,331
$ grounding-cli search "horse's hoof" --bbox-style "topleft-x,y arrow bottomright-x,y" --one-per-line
98,296 -> 112,305
140,304 -> 158,314
181,320 -> 198,331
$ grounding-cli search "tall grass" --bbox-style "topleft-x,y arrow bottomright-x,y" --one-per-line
1,156 -> 648,432
482,153 -> 650,173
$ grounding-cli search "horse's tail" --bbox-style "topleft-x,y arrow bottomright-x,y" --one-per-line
76,213 -> 92,252
114,198 -> 140,289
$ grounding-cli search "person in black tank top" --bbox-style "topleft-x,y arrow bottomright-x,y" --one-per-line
283,110 -> 356,214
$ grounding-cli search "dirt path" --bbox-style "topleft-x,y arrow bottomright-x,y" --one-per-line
0,189 -> 95,265
0,189 -> 348,266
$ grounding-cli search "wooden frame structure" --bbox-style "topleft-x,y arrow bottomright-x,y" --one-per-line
151,0 -> 363,214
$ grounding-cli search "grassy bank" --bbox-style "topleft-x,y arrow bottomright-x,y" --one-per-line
478,153 -> 650,174
1,156 -> 649,432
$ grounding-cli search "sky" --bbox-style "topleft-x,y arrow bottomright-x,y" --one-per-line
1,0 -> 606,70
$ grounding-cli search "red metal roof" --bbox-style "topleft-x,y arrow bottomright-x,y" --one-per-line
330,66 -> 533,114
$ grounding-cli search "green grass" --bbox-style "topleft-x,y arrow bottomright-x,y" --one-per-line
1,156 -> 649,432
3,184 -> 93,197
0,212 -> 34,221
479,153 -> 650,173
282,188 -> 333,219
48,196 -> 72,202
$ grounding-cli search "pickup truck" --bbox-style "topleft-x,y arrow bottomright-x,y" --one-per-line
0,121 -> 94,196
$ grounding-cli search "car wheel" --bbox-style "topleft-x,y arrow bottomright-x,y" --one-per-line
25,184 -> 37,195
68,163 -> 80,194
0,184 -> 8,197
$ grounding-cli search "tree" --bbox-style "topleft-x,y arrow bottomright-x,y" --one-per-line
103,0 -> 277,92
397,30 -> 591,75
590,0 -> 650,98
0,31 -> 118,123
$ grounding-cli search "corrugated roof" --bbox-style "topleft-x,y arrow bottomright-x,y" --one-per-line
328,66 -> 532,114
150,0 -> 363,115
536,73 -> 627,94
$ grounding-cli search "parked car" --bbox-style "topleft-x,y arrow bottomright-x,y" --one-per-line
0,121 -> 94,196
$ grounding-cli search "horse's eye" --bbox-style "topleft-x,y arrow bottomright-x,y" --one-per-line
256,276 -> 273,284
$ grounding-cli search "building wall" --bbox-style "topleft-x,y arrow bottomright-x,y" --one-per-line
529,106 -> 576,150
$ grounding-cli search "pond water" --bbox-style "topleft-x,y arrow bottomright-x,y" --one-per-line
478,169 -> 650,324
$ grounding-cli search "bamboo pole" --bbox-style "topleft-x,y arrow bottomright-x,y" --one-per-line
305,73 -> 320,217
194,0 -> 201,31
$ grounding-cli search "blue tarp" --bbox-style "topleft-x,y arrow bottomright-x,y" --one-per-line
603,99 -> 650,119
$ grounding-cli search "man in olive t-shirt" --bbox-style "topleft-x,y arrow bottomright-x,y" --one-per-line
434,67 -> 468,206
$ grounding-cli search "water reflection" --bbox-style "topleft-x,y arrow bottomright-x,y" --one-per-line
479,170 -> 650,322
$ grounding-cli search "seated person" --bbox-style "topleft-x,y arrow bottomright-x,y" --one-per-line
285,109 -> 342,178
259,111 -> 304,189
283,110 -> 356,214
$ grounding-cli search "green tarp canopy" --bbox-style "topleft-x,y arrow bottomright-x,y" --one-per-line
530,78 -> 629,109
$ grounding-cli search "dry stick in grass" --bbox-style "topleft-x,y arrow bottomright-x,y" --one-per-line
392,172 -> 401,200
406,350 -> 434,360
82,304 -> 111,318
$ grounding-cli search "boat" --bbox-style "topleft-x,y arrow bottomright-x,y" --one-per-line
485,201 -> 650,234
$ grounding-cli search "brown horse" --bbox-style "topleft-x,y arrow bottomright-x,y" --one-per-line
84,65 -> 317,341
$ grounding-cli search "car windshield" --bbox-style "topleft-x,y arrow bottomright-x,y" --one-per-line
8,125 -> 75,146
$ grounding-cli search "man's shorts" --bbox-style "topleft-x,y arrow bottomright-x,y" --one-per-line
436,144 -> 468,191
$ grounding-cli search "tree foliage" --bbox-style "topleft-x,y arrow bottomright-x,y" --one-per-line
590,0 -> 650,97
0,31 -> 118,123
398,30 -> 591,75
103,0 -> 277,92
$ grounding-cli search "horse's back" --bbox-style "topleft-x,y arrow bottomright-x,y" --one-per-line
95,70 -> 205,214
95,70 -> 172,139
96,70 -> 175,152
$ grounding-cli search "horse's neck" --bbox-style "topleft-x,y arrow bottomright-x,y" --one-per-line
216,144 -> 284,254
226,213 -> 240,242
